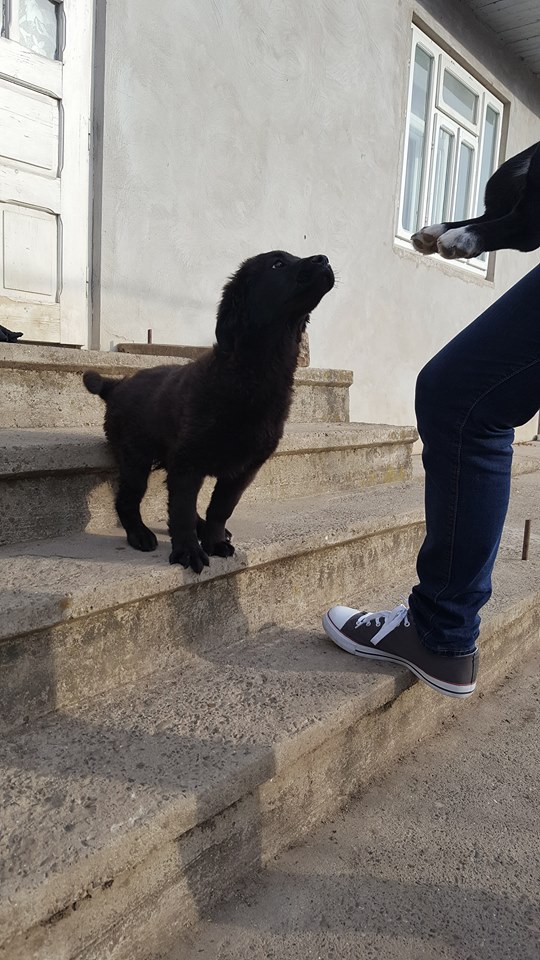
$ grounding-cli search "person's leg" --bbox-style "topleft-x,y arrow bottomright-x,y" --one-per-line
324,264 -> 540,697
411,264 -> 540,654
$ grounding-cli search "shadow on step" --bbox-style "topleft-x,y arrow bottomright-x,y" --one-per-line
186,868 -> 539,959
2,619 -> 409,946
1,507 -> 415,733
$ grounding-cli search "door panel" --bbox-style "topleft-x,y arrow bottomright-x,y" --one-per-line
3,205 -> 57,298
0,0 -> 91,345
0,78 -> 59,171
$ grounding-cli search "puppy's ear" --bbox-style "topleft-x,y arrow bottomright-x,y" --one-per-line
215,273 -> 247,354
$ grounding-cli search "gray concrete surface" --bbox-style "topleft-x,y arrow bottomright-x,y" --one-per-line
0,345 -> 352,428
174,645 -> 540,960
0,482 -> 425,730
413,441 -> 540,481
0,422 -> 416,545
117,331 -> 312,367
1,472 -> 539,959
0,423 -> 416,477
1,545 -> 538,960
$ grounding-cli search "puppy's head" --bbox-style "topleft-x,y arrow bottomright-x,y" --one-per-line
216,251 -> 334,354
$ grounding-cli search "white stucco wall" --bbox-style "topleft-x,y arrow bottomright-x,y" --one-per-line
96,0 -> 540,435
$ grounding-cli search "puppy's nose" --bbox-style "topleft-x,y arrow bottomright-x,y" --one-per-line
311,254 -> 329,265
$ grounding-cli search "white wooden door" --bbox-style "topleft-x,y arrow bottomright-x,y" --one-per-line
0,0 -> 92,345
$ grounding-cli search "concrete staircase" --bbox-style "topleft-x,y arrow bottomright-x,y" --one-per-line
0,343 -> 539,960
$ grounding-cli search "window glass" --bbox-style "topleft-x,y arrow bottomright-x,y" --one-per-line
431,127 -> 454,223
442,70 -> 478,124
454,142 -> 474,220
477,106 -> 499,212
402,46 -> 433,233
18,0 -> 59,59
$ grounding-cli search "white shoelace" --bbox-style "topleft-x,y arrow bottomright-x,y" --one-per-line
355,603 -> 410,646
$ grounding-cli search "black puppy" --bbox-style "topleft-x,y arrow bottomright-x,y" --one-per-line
84,250 -> 334,573
412,141 -> 540,260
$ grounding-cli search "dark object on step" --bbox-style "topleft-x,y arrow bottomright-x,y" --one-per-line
0,324 -> 23,343
84,250 -> 334,573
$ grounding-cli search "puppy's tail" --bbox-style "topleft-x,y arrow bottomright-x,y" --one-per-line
83,370 -> 119,402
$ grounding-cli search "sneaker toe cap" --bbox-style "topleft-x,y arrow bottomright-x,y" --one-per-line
326,605 -> 359,629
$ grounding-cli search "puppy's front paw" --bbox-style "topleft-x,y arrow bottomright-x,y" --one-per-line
411,224 -> 447,255
127,526 -> 158,552
197,517 -> 232,543
169,542 -> 210,574
197,518 -> 234,557
203,537 -> 235,558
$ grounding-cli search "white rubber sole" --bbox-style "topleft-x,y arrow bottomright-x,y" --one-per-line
322,612 -> 476,699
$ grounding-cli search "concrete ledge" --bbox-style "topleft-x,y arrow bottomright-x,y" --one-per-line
0,423 -> 417,478
413,443 -> 540,481
0,423 -> 417,545
117,330 -> 311,366
1,540 -> 539,960
0,342 -> 351,384
0,482 -> 425,731
0,346 -> 353,428
0,342 -> 189,374
117,343 -> 211,360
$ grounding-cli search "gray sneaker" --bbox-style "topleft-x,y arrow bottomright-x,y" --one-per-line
323,603 -> 478,698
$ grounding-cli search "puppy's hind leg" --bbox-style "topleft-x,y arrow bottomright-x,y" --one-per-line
115,450 -> 158,552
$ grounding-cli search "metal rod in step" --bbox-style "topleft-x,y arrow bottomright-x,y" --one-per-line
522,519 -> 532,561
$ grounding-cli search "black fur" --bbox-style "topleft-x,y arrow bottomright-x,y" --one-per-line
0,324 -> 23,343
83,250 -> 334,573
412,141 -> 540,259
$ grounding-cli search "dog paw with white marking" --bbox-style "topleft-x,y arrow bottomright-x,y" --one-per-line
411,224 -> 447,255
437,227 -> 482,260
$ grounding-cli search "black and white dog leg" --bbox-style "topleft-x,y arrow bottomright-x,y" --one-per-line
411,224 -> 448,255
437,227 -> 482,260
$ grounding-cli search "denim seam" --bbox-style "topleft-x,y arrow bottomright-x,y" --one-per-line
421,355 -> 540,648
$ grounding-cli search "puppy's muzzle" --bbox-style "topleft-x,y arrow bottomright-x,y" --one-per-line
298,255 -> 334,288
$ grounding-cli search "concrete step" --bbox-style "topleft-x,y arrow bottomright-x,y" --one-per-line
116,334 -> 311,367
0,343 -> 352,428
0,422 -> 417,545
511,440 -> 540,475
173,644 -> 540,960
412,440 -> 540,481
0,481 -> 425,732
1,495 -> 539,960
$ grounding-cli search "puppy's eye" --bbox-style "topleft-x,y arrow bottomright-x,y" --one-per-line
272,259 -> 284,269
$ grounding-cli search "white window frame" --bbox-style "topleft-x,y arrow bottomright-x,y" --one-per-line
397,25 -> 504,276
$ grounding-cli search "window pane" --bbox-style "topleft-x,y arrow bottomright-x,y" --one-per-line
431,127 -> 454,224
402,46 -> 433,232
411,47 -> 432,120
454,142 -> 474,220
18,0 -> 58,59
477,106 -> 499,213
442,70 -> 478,124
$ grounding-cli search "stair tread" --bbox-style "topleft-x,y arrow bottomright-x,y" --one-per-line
413,441 -> 540,480
3,467 -> 537,643
0,343 -> 352,382
0,481 -> 425,642
0,422 -> 417,476
1,535 -> 539,944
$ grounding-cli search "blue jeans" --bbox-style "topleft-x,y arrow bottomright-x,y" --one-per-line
409,264 -> 540,655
